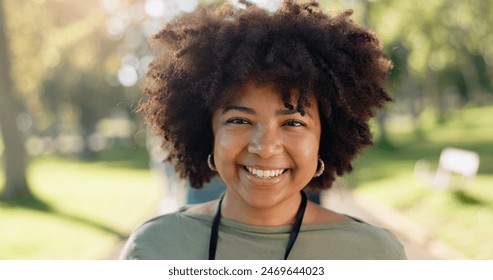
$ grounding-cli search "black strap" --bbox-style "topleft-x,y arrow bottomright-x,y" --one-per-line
208,191 -> 307,260
283,190 -> 307,260
208,193 -> 224,260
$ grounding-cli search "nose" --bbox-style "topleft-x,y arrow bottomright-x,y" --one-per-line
247,125 -> 283,158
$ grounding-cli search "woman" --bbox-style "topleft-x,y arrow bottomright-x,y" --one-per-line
121,0 -> 406,260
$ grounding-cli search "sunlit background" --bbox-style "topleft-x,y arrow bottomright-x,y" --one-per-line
0,0 -> 492,259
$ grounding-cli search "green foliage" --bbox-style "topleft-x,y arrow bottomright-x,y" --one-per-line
348,105 -> 493,259
3,0 -> 135,143
0,151 -> 160,259
5,0 -> 105,123
320,0 -> 493,127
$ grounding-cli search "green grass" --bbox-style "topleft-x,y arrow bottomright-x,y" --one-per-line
0,148 -> 160,259
349,105 -> 493,259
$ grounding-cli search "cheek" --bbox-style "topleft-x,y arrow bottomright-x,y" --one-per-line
289,132 -> 319,154
213,129 -> 242,165
287,133 -> 320,170
214,130 -> 233,153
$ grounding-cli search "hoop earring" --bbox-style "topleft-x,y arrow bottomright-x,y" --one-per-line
314,157 -> 325,177
207,153 -> 217,172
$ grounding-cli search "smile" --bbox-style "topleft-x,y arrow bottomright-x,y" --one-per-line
244,166 -> 287,179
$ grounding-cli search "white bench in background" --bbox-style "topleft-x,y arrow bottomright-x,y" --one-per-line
414,147 -> 480,189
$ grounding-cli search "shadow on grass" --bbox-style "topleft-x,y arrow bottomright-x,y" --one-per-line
451,190 -> 489,207
1,195 -> 127,240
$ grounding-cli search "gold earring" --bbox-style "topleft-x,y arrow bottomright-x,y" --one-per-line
314,157 -> 325,177
207,153 -> 217,172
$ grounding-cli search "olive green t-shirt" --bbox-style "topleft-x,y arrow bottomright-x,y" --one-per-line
120,207 -> 406,260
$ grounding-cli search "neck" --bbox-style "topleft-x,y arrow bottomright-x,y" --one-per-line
219,190 -> 303,226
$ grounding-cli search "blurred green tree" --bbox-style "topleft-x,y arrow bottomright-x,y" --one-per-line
369,0 -> 493,121
320,0 -> 492,137
1,0 -> 128,199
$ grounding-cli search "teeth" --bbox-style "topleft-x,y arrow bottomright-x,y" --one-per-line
246,167 -> 285,179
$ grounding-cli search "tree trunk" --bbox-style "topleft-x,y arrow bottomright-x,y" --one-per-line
0,0 -> 31,200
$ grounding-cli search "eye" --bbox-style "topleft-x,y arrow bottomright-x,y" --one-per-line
226,118 -> 251,125
283,120 -> 306,127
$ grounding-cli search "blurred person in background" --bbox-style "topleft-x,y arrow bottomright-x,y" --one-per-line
122,0 -> 405,259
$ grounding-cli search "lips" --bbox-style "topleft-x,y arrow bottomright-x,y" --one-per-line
244,166 -> 287,179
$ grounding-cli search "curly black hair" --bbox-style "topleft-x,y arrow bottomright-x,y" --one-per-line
139,0 -> 392,190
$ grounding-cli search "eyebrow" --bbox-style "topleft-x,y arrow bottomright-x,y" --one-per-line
222,105 -> 256,115
275,108 -> 313,118
222,105 -> 313,118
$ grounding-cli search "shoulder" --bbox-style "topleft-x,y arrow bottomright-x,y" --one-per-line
120,211 -> 211,260
299,219 -> 406,259
185,200 -> 218,216
339,221 -> 407,259
350,221 -> 404,249
134,200 -> 218,233
305,202 -> 353,223
139,212 -> 185,231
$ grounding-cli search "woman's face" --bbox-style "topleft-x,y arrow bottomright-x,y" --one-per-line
211,81 -> 321,210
